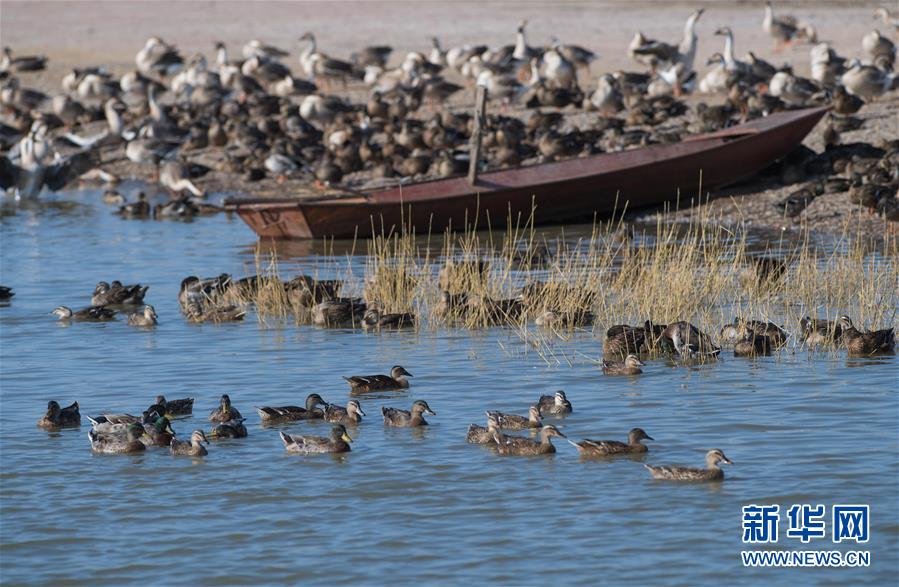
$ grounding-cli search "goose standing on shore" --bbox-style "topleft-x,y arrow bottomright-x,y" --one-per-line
136,37 -> 183,78
1,47 -> 47,73
862,30 -> 896,70
763,1 -> 798,50
841,59 -> 895,100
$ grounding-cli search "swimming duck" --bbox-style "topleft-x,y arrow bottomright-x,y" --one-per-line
568,428 -> 654,456
280,425 -> 353,454
663,321 -> 720,358
51,305 -> 116,321
141,415 -> 176,447
536,390 -> 572,416
92,281 -> 149,306
800,316 -> 843,347
734,333 -> 773,357
483,405 -> 542,431
208,418 -> 248,439
0,286 -> 13,300
312,297 -> 367,328
256,393 -> 328,423
645,449 -> 733,481
601,354 -> 646,376
170,430 -> 208,456
344,366 -> 413,392
838,316 -> 895,356
466,416 -> 501,445
37,400 -> 81,430
603,324 -> 648,358
323,400 -> 366,426
184,300 -> 247,323
382,400 -> 435,427
153,395 -> 194,416
209,394 -> 243,423
493,424 -> 566,456
88,423 -> 147,454
362,308 -> 416,330
128,304 -> 158,327
118,192 -> 152,218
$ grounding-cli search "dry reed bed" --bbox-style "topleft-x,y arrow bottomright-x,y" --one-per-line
230,208 -> 898,360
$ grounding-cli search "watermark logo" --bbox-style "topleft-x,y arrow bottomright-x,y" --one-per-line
742,504 -> 779,544
786,504 -> 826,543
833,505 -> 869,543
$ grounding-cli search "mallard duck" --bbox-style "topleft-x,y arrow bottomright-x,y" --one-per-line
170,430 -> 208,456
153,395 -> 194,416
88,423 -> 146,454
601,354 -> 646,375
841,60 -> 895,101
209,394 -> 243,423
485,406 -> 542,430
645,449 -> 733,481
256,393 -> 328,423
663,321 -> 720,357
466,416 -> 500,445
323,400 -> 366,425
762,1 -> 798,49
312,298 -> 366,328
51,305 -> 116,321
800,316 -> 843,346
568,428 -> 654,456
128,304 -> 158,327
494,424 -> 566,456
536,390 -> 572,416
382,400 -> 435,427
141,415 -> 176,447
37,400 -> 81,430
280,424 -> 352,454
362,308 -> 415,330
344,366 -> 413,392
838,316 -> 895,356
734,333 -> 773,357
208,418 -> 248,439
92,281 -> 148,306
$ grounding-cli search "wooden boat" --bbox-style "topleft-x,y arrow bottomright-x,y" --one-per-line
224,106 -> 828,239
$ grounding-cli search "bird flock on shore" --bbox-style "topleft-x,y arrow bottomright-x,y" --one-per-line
1,4 -> 897,220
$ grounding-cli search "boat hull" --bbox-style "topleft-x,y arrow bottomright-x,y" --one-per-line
225,106 -> 828,239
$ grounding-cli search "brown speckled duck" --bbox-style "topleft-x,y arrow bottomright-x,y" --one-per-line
37,400 -> 81,430
838,316 -> 895,356
279,424 -> 352,454
323,400 -> 366,425
602,354 -> 646,375
645,449 -> 733,481
344,366 -> 413,392
734,333 -> 772,357
536,390 -> 572,416
256,393 -> 327,423
209,394 -> 243,423
153,395 -> 194,416
800,316 -> 843,347
466,414 -> 500,444
170,430 -> 208,456
493,424 -> 566,456
568,428 -> 654,456
485,406 -> 542,430
382,400 -> 435,427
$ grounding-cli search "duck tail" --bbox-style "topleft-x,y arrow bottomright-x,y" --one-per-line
566,439 -> 582,450
87,415 -> 100,427
278,431 -> 292,446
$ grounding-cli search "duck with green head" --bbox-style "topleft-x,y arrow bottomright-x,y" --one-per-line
279,424 -> 353,454
142,415 -> 176,447
382,400 -> 435,427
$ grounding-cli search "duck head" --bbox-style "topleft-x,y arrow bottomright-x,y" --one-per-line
305,393 -> 327,411
628,428 -> 654,444
51,306 -> 73,319
528,405 -> 543,423
540,425 -> 567,440
411,400 -> 436,416
330,424 -> 353,444
190,430 -> 208,446
706,448 -> 733,468
346,400 -> 365,417
391,366 -> 413,380
45,400 -> 61,418
624,354 -> 646,368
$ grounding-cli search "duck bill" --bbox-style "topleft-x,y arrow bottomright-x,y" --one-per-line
357,408 -> 367,417
723,457 -> 734,465
644,435 -> 655,441
426,409 -> 436,416
341,433 -> 353,443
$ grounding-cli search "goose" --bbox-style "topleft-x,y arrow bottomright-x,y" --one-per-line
809,43 -> 846,88
539,47 -> 576,89
445,44 -> 487,72
862,30 -> 896,70
242,39 -> 289,60
841,59 -> 895,100
874,8 -> 899,37
298,32 -> 355,85
1,47 -> 47,73
428,37 -> 447,67
762,1 -> 798,50
551,38 -> 596,71
1,133 -> 97,200
698,53 -> 730,94
352,45 -> 393,69
476,69 -> 524,103
241,55 -> 291,83
512,20 -> 540,61
0,77 -> 48,110
714,28 -> 751,77
159,159 -> 205,197
271,74 -> 317,97
768,70 -> 819,105
135,36 -> 183,78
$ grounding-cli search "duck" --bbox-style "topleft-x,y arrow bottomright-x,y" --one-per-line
762,1 -> 799,50
135,36 -> 183,78
0,286 -> 13,300
51,305 -> 116,321
800,316 -> 843,347
312,297 -> 366,328
344,365 -> 413,392
141,415 -> 176,447
159,159 -> 205,198
88,423 -> 147,454
256,393 -> 328,423
645,449 -> 733,481
381,400 -> 435,427
0,130 -> 97,200
493,424 -> 566,456
734,333 -> 773,357
1,47 -> 48,73
183,300 -> 247,323
170,430 -> 209,456
209,394 -> 243,423
874,8 -> 899,37
208,418 -> 248,439
361,308 -> 416,331
153,395 -> 194,416
601,354 -> 646,376
323,400 -> 366,425
662,321 -> 720,357
466,415 -> 500,444
831,85 -> 864,116
768,70 -> 819,106
603,324 -> 648,358
568,428 -> 654,456
838,316 -> 895,355
37,400 -> 81,430
485,406 -> 543,430
841,60 -> 895,101
92,281 -> 149,306
536,390 -> 572,416
118,192 -> 152,218
280,424 -> 353,454
127,304 -> 158,327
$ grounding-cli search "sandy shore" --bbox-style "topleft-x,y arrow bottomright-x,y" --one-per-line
3,1 -> 898,235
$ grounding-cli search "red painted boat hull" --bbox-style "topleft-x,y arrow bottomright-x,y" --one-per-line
224,106 -> 828,239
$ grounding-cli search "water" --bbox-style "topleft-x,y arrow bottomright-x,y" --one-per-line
1,187 -> 897,586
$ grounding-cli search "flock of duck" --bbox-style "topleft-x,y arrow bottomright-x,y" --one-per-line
38,373 -> 734,481
1,4 -> 897,220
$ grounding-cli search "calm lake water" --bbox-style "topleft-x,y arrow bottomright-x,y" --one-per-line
1,187 -> 896,586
